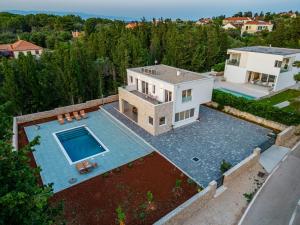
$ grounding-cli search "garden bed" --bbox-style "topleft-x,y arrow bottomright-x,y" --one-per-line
51,152 -> 199,225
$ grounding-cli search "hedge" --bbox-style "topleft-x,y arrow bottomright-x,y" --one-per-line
212,89 -> 300,126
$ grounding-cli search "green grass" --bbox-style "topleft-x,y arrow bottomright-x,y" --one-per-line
258,89 -> 300,113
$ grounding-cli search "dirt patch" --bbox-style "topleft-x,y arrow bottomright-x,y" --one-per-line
52,152 -> 198,225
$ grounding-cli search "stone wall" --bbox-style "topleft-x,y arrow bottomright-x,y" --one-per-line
154,181 -> 217,225
16,95 -> 118,124
223,148 -> 261,187
275,126 -> 296,146
206,102 -> 287,131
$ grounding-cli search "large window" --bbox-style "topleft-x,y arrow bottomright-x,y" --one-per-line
182,89 -> 192,103
129,76 -> 133,83
152,85 -> 156,94
142,81 -> 149,94
175,108 -> 195,122
164,90 -> 172,102
274,60 -> 282,68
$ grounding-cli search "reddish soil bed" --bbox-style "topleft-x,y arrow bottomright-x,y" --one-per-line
52,152 -> 198,225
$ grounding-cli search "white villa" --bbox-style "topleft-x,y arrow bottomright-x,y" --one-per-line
118,64 -> 214,136
224,46 -> 300,92
241,21 -> 273,34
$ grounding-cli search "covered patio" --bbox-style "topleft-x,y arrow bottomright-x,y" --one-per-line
247,71 -> 276,90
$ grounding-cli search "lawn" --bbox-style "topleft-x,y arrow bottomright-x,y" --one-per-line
259,89 -> 300,113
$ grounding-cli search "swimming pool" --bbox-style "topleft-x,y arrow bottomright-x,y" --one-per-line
54,125 -> 108,164
217,88 -> 256,100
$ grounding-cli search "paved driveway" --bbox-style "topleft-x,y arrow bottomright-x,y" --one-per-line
103,102 -> 271,187
240,146 -> 300,225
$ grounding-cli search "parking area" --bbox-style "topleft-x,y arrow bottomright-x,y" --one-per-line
103,102 -> 272,187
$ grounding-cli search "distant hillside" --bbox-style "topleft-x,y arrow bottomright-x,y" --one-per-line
3,10 -> 138,21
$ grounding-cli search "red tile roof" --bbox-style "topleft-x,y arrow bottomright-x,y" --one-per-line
126,22 -> 138,29
245,21 -> 272,25
224,17 -> 251,21
0,44 -> 11,51
10,40 -> 43,51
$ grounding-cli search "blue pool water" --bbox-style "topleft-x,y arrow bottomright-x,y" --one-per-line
218,88 -> 256,100
55,126 -> 106,163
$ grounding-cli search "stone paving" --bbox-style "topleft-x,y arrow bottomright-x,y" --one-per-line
102,102 -> 272,187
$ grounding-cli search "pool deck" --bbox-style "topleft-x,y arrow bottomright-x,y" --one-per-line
24,110 -> 152,193
102,102 -> 272,187
214,80 -> 270,98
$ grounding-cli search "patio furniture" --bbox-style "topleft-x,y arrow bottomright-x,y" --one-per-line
80,110 -> 88,119
57,115 -> 65,124
65,113 -> 73,122
76,160 -> 98,174
76,162 -> 87,174
73,111 -> 81,120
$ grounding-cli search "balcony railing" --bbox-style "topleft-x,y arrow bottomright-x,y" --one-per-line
226,59 -> 240,66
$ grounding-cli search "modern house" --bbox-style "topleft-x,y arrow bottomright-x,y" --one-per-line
224,46 -> 300,92
0,40 -> 43,59
118,64 -> 214,135
241,21 -> 273,34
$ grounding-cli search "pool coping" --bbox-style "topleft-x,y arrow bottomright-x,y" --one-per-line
52,124 -> 110,165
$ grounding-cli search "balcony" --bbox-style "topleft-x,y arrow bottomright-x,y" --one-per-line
226,59 -> 240,66
120,85 -> 162,105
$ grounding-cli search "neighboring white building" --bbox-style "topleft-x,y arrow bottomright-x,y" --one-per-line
241,21 -> 273,34
224,46 -> 300,92
0,40 -> 43,59
118,64 -> 214,135
222,23 -> 237,30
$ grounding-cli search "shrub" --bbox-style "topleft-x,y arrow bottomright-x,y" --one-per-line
212,62 -> 225,72
243,192 -> 254,203
116,206 -> 126,224
175,179 -> 182,189
220,159 -> 232,173
212,89 -> 300,125
294,73 -> 300,82
146,191 -> 154,203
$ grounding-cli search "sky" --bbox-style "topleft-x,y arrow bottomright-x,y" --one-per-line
0,0 -> 299,20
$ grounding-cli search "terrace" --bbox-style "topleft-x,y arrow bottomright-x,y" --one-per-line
23,110 -> 152,192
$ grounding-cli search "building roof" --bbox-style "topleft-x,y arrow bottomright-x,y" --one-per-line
230,46 -> 300,56
128,64 -> 210,84
126,22 -> 138,29
11,40 -> 43,51
224,17 -> 252,21
244,21 -> 272,25
0,44 -> 11,51
0,40 -> 42,52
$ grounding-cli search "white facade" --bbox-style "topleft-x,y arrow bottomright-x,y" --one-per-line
224,47 -> 300,92
13,49 -> 43,59
241,23 -> 273,34
125,65 -> 214,129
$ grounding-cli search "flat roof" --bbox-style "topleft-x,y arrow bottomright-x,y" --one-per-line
230,46 -> 300,56
128,64 -> 209,84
